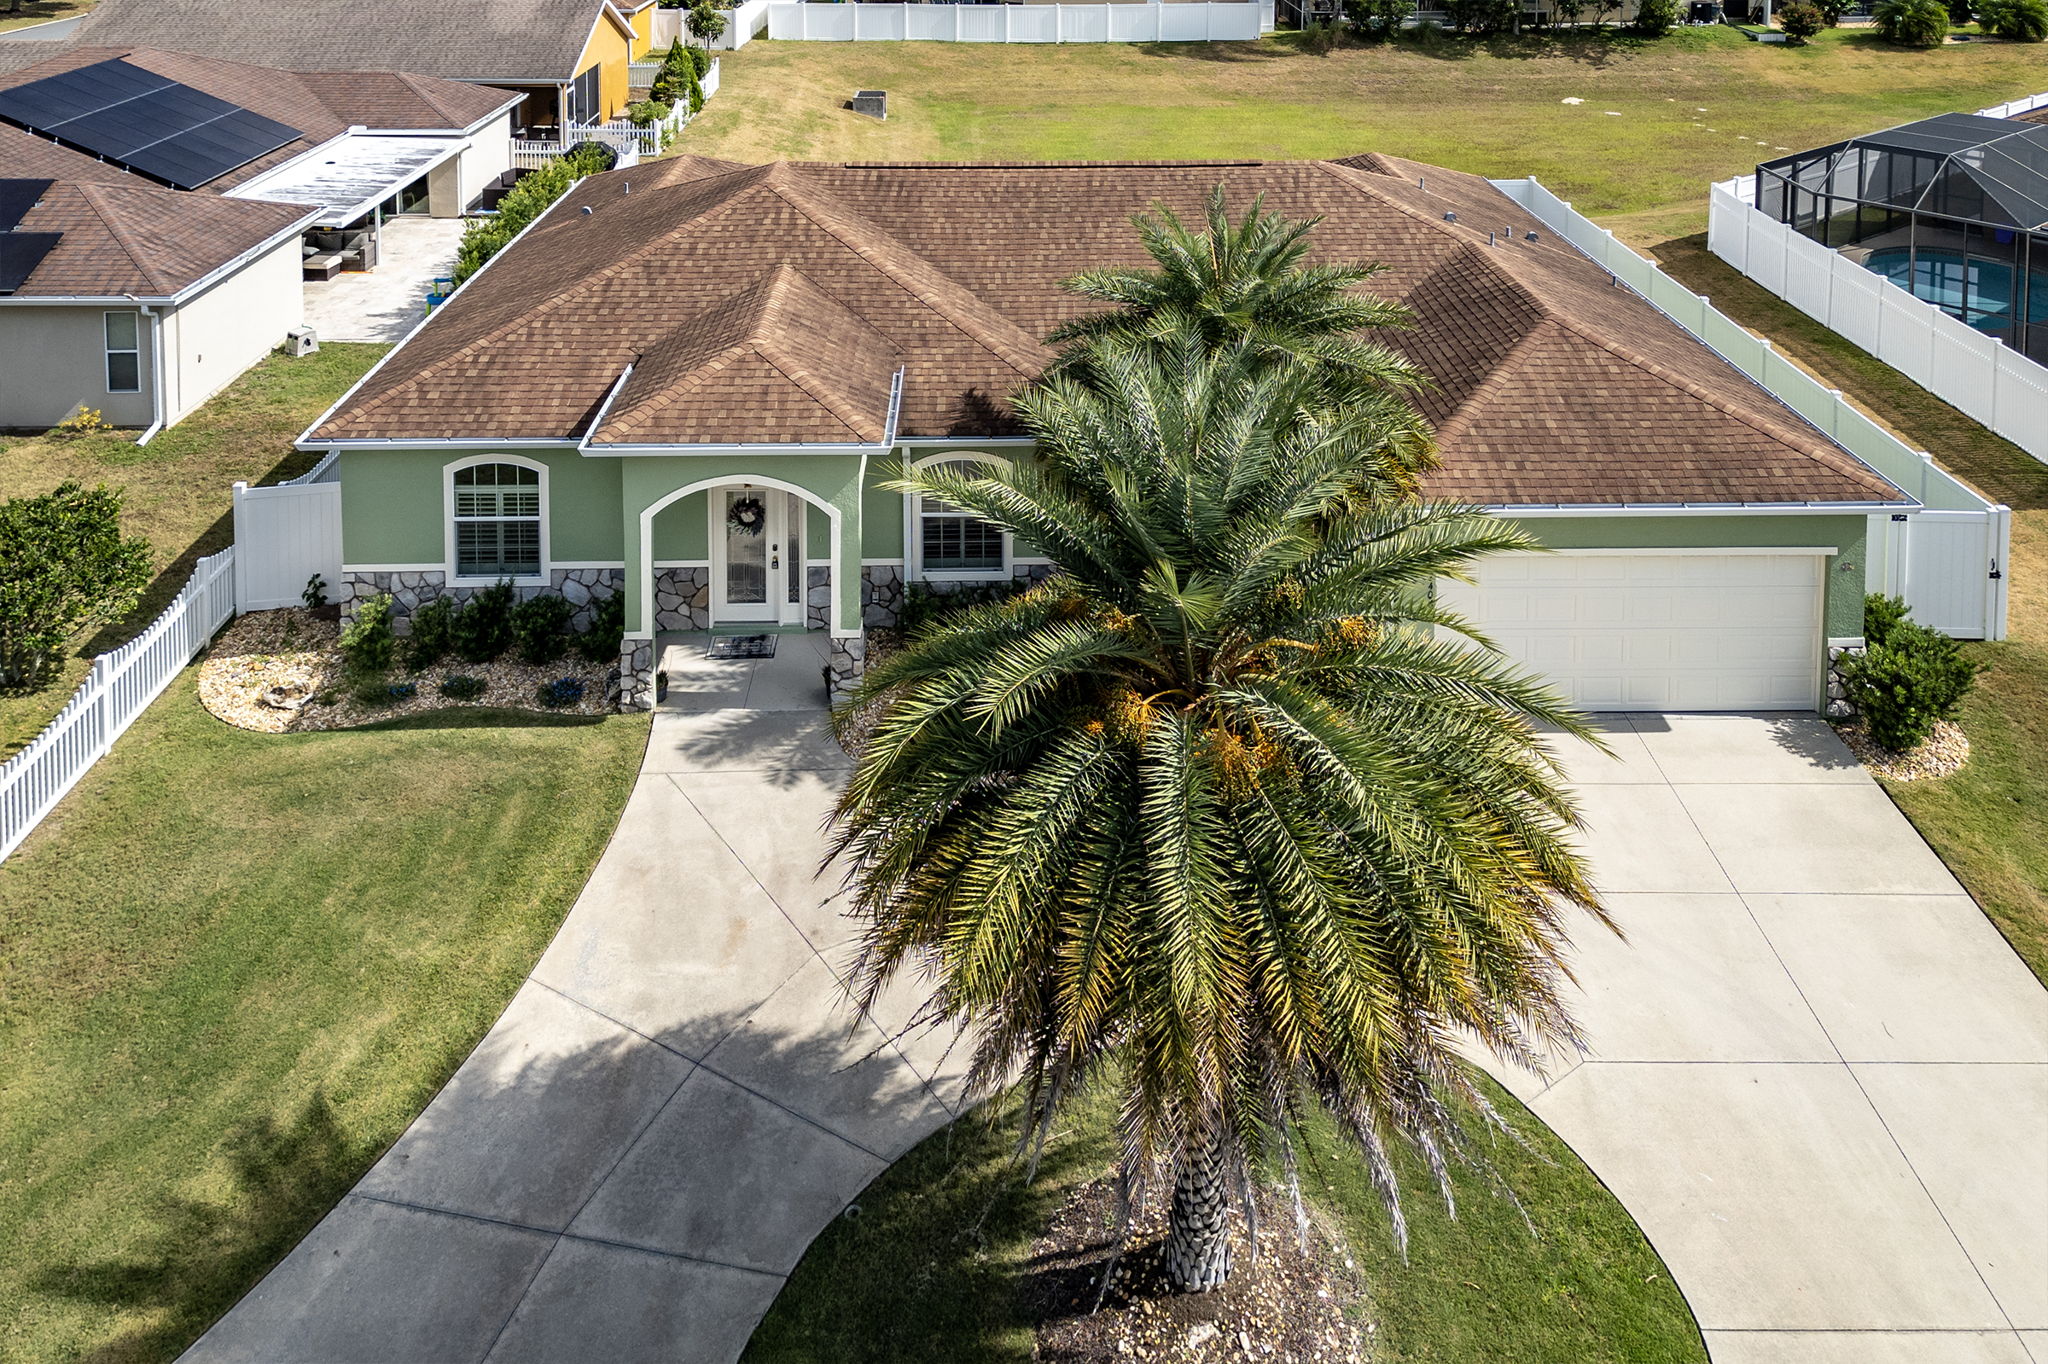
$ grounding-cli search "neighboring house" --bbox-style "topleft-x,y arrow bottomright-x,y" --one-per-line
299,154 -> 1925,713
0,46 -> 518,431
64,0 -> 662,134
1751,112 -> 2048,366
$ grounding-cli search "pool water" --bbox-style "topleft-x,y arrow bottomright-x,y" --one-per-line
1865,246 -> 2048,331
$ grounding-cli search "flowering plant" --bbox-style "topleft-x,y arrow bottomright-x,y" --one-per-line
726,495 -> 766,537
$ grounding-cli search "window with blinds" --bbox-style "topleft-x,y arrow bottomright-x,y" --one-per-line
453,463 -> 542,579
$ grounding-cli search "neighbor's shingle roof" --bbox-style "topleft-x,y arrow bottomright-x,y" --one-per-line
310,155 -> 1907,508
5,179 -> 314,296
0,46 -> 515,192
71,0 -> 616,83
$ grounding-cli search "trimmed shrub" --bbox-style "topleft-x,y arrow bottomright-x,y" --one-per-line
579,591 -> 627,664
1839,597 -> 1982,753
1874,0 -> 1949,44
1980,0 -> 2048,37
511,593 -> 577,664
537,676 -> 586,709
451,581 -> 517,664
626,99 -> 673,127
339,593 -> 397,676
1779,0 -> 1826,38
403,595 -> 457,671
452,143 -> 613,287
1344,0 -> 1415,36
1631,0 -> 1682,32
350,672 -> 394,707
387,680 -> 418,701
439,673 -> 487,700
0,482 -> 152,687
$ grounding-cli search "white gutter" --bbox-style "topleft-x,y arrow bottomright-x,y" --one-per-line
0,205 -> 323,309
135,302 -> 166,446
1491,500 -> 1920,516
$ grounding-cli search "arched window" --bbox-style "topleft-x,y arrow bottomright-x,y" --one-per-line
452,461 -> 542,580
911,455 -> 1007,580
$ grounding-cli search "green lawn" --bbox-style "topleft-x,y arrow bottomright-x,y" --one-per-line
0,683 -> 648,1363
746,1079 -> 1703,1363
0,344 -> 387,758
689,25 -> 2048,238
0,0 -> 90,31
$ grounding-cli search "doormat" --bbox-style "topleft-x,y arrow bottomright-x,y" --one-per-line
706,634 -> 777,660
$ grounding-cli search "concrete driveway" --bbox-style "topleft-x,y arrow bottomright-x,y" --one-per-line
182,638 -> 964,1363
1501,713 -> 2048,1364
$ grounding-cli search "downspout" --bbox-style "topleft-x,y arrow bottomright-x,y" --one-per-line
135,302 -> 166,446
855,367 -> 906,627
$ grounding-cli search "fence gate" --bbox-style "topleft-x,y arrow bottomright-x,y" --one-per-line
1885,509 -> 2012,641
232,477 -> 342,612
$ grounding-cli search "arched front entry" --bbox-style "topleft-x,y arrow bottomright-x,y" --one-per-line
618,464 -> 865,710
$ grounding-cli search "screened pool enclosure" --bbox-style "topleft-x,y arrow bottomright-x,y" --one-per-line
1755,113 -> 2048,363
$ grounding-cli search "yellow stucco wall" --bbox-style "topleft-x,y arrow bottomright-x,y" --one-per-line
576,13 -> 634,120
627,3 -> 654,57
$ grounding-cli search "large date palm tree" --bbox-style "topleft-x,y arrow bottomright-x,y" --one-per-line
829,335 -> 1607,1293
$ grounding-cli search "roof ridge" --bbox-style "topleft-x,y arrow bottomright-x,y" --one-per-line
1428,321 -> 1555,449
71,181 -> 174,294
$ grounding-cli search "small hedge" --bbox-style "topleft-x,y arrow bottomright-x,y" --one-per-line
1838,593 -> 1982,753
452,143 -> 614,288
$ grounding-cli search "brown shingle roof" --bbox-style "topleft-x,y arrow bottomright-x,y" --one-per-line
0,46 -> 514,192
6,179 -> 314,296
310,156 -> 1906,508
71,0 -> 616,84
595,265 -> 904,445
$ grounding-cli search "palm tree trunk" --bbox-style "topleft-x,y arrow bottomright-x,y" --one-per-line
1163,1130 -> 1233,1292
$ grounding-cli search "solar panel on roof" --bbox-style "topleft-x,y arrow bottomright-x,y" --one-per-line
0,231 -> 63,295
0,57 -> 298,191
0,179 -> 51,233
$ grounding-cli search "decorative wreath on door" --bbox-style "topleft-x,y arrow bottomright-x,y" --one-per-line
726,495 -> 766,537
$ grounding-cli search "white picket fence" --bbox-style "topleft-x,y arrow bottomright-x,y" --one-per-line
1493,176 -> 2011,641
1707,176 -> 2048,469
0,546 -> 237,863
518,59 -> 720,169
767,1 -> 1263,42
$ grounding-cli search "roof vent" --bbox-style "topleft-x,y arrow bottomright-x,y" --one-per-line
581,205 -> 594,216
1442,211 -> 1457,223
1525,230 -> 1539,243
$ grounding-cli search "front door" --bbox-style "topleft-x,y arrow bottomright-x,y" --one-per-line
712,488 -> 804,626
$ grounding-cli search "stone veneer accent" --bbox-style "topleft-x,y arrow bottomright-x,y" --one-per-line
654,566 -> 711,632
617,636 -> 657,712
340,567 -> 622,634
806,565 -> 832,632
826,633 -> 865,703
1825,642 -> 1865,720
859,561 -> 1054,630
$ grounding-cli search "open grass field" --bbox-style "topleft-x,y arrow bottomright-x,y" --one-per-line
0,344 -> 386,758
747,1079 -> 1704,1363
0,681 -> 648,1363
688,25 -> 2048,241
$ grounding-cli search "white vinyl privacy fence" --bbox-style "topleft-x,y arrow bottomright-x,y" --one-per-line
767,2 -> 1262,41
1708,176 -> 2048,469
233,457 -> 343,612
1493,176 -> 2011,642
651,0 -> 771,48
0,546 -> 236,863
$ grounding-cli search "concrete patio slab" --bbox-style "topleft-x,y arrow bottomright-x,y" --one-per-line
182,1196 -> 556,1364
1702,1330 -> 2037,1363
1568,781 -> 1734,894
1559,892 -> 1834,1062
356,980 -> 693,1228
1854,1062 -> 2048,1327
1747,894 -> 2048,1062
1676,782 -> 1963,895
701,954 -> 952,1160
1535,715 -> 1666,785
484,1239 -> 781,1364
530,776 -> 816,1058
2023,1330 -> 2048,1362
301,216 -> 464,344
1626,712 -> 1868,785
567,1066 -> 885,1272
1533,1062 -> 2007,1332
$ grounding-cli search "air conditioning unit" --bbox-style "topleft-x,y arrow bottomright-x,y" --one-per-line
285,326 -> 319,357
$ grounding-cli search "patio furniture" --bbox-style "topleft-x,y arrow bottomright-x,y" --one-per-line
302,253 -> 345,281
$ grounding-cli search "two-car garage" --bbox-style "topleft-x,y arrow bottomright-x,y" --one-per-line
1437,551 -> 1827,713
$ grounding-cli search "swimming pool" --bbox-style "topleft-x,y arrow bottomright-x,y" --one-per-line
1865,247 -> 2048,331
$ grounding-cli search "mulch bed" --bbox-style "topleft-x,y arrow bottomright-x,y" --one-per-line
198,607 -> 612,733
1836,717 -> 1970,783
1026,1177 -> 1368,1363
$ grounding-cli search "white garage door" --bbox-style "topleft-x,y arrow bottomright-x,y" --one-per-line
1438,552 -> 1824,712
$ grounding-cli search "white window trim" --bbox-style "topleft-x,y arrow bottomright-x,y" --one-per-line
907,451 -> 1011,583
443,454 -> 550,588
104,310 -> 141,394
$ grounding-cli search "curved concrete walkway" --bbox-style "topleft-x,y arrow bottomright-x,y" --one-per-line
184,675 -> 2046,1363
184,634 -> 965,1363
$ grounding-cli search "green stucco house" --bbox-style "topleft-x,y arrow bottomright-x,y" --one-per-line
300,153 -> 1931,712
